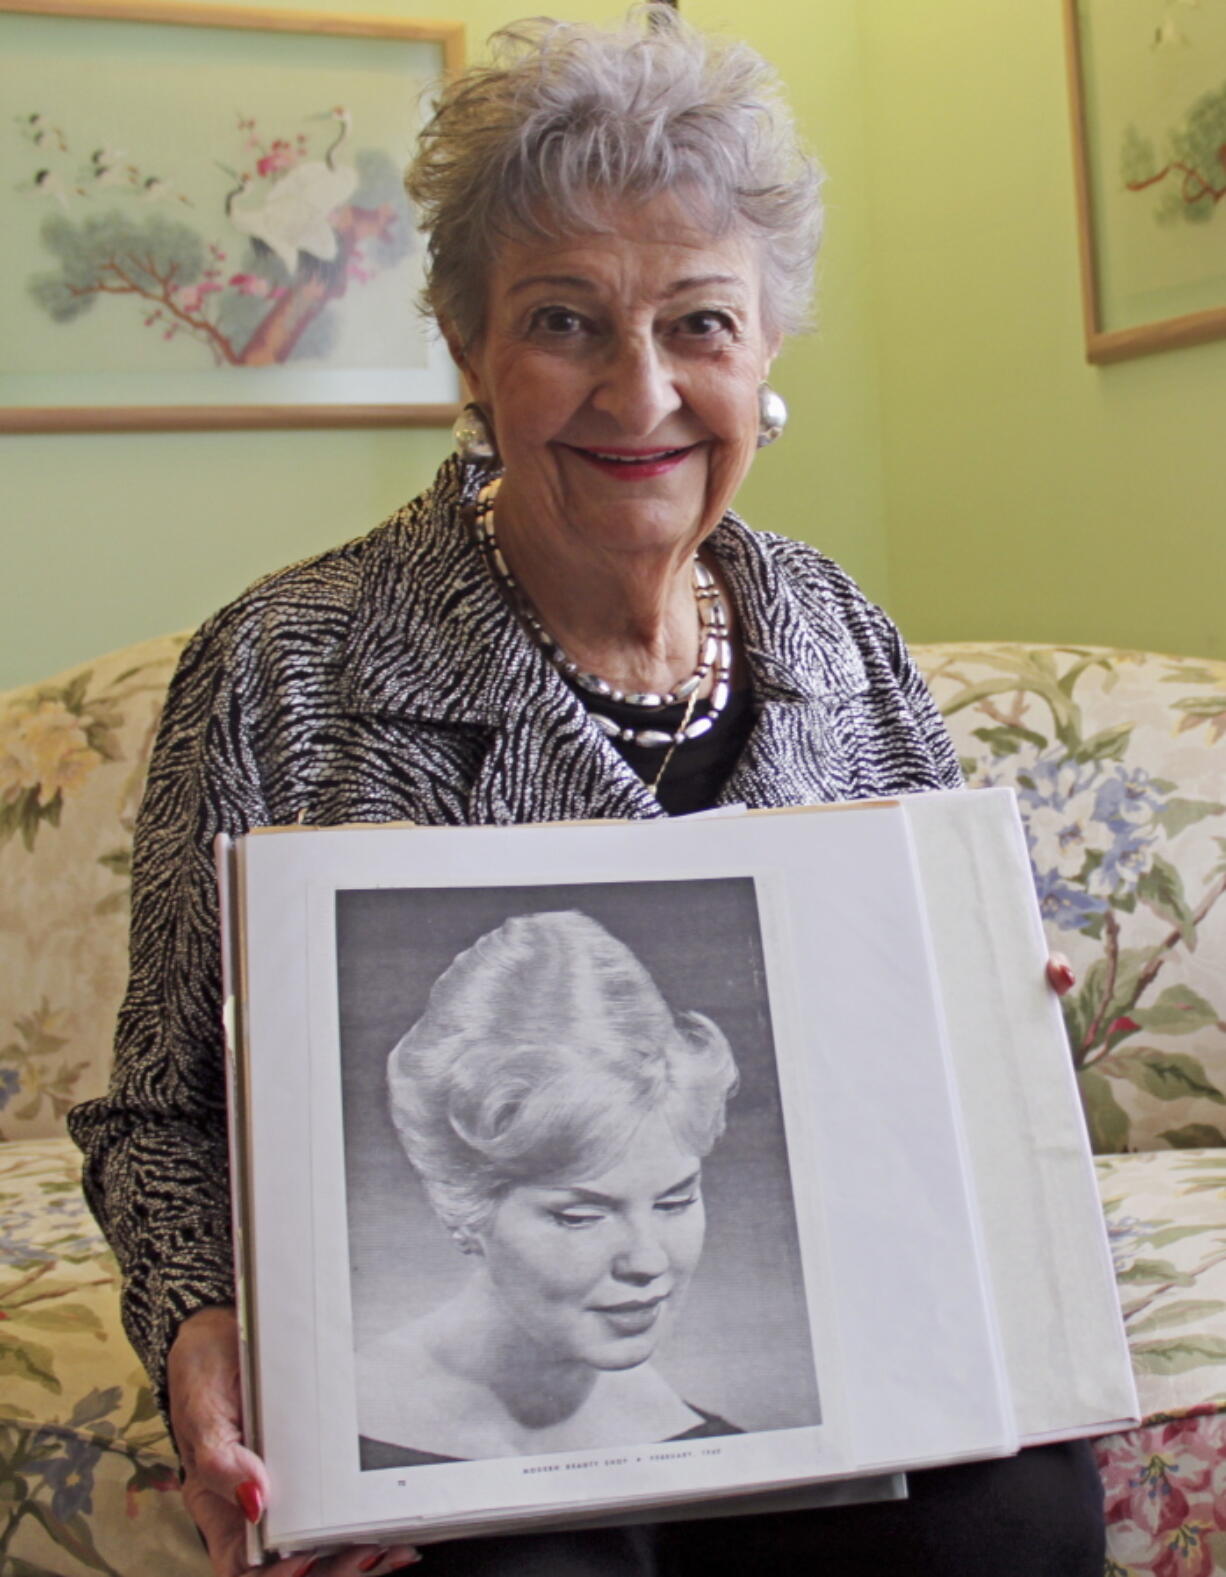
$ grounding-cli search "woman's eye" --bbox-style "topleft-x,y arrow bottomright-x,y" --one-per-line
531,306 -> 586,337
550,1208 -> 603,1229
657,1193 -> 699,1215
676,310 -> 734,339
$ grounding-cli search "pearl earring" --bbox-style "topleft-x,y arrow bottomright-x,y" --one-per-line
757,383 -> 788,448
452,403 -> 497,464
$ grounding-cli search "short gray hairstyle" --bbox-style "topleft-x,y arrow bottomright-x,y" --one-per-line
405,7 -> 823,345
386,910 -> 739,1235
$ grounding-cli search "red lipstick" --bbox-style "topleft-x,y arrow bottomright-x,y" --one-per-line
563,444 -> 697,480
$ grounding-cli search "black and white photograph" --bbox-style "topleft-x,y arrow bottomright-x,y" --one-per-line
335,877 -> 822,1473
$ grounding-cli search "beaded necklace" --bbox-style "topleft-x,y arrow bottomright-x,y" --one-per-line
473,482 -> 733,751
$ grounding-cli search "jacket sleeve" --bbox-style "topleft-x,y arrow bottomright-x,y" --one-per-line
870,604 -> 965,793
67,619 -> 269,1416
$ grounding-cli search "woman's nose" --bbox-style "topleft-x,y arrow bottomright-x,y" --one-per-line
611,1215 -> 670,1283
592,336 -> 681,437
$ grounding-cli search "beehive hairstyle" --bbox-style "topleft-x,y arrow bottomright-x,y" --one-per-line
386,910 -> 738,1232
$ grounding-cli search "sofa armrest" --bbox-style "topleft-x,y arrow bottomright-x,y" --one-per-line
915,643 -> 1226,1155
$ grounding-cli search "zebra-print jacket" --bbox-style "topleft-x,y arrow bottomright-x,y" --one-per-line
68,454 -> 962,1410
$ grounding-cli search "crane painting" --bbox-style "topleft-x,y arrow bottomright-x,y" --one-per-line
221,108 -> 358,276
15,104 -> 414,368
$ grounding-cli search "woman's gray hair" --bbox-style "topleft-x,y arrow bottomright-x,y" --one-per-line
406,7 -> 823,345
386,910 -> 739,1236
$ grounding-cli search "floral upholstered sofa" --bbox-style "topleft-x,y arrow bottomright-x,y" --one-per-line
0,633 -> 204,1576
2,634 -> 1226,1576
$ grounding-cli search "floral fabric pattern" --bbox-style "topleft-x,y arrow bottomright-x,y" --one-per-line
1097,1152 -> 1226,1420
1093,1150 -> 1226,1576
0,1138 -> 205,1575
1098,1414 -> 1226,1577
0,634 -> 186,1142
917,646 -> 1226,1155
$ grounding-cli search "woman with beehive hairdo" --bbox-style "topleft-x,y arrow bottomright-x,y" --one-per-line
356,910 -> 742,1469
69,8 -> 1102,1575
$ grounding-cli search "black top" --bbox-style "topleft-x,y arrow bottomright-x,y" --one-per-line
568,683 -> 757,817
358,1406 -> 744,1471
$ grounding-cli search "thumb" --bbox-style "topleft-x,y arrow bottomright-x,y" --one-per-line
177,1406 -> 269,1577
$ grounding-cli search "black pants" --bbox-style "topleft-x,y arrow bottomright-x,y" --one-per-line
427,1442 -> 1105,1576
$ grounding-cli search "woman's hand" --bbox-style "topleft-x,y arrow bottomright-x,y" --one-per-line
167,1305 -> 420,1577
1046,953 -> 1076,997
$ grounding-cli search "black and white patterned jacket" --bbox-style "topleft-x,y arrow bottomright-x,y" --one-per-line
68,455 -> 961,1408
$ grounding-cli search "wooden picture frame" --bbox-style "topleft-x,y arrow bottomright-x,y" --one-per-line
0,1 -> 465,431
1063,0 -> 1226,364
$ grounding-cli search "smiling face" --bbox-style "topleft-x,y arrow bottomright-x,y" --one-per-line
449,192 -> 780,568
473,1107 -> 707,1373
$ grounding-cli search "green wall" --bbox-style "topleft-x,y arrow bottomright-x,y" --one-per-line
861,0 -> 1226,660
4,0 -> 1224,692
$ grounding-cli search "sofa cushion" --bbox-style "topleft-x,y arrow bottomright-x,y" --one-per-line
1097,1149 -> 1226,1420
0,1136 -> 206,1573
1095,1147 -> 1226,1577
0,633 -> 188,1142
917,645 -> 1226,1154
1098,1413 -> 1226,1576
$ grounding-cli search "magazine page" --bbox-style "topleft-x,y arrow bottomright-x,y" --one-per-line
232,803 -> 1015,1552
902,788 -> 1139,1441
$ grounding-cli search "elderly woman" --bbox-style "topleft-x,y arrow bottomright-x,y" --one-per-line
357,910 -> 742,1466
69,10 -> 1101,1577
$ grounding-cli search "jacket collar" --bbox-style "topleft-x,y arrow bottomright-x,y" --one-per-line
339,456 -> 538,728
705,515 -> 870,707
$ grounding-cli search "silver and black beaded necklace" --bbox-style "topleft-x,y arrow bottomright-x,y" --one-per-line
473,480 -> 733,761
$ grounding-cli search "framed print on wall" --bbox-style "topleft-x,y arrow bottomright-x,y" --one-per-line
0,1 -> 464,431
1063,0 -> 1226,364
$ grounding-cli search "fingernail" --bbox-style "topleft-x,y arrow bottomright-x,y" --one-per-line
360,1553 -> 390,1573
293,1559 -> 319,1577
1052,963 -> 1076,992
235,1478 -> 263,1524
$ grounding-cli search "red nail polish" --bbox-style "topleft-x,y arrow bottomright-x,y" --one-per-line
235,1479 -> 263,1524
1052,963 -> 1076,992
360,1552 -> 390,1573
293,1558 -> 319,1577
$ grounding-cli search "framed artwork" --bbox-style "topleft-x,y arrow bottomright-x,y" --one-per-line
1063,0 -> 1226,364
0,0 -> 465,431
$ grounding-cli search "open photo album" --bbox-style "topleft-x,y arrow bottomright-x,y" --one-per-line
215,789 -> 1138,1560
